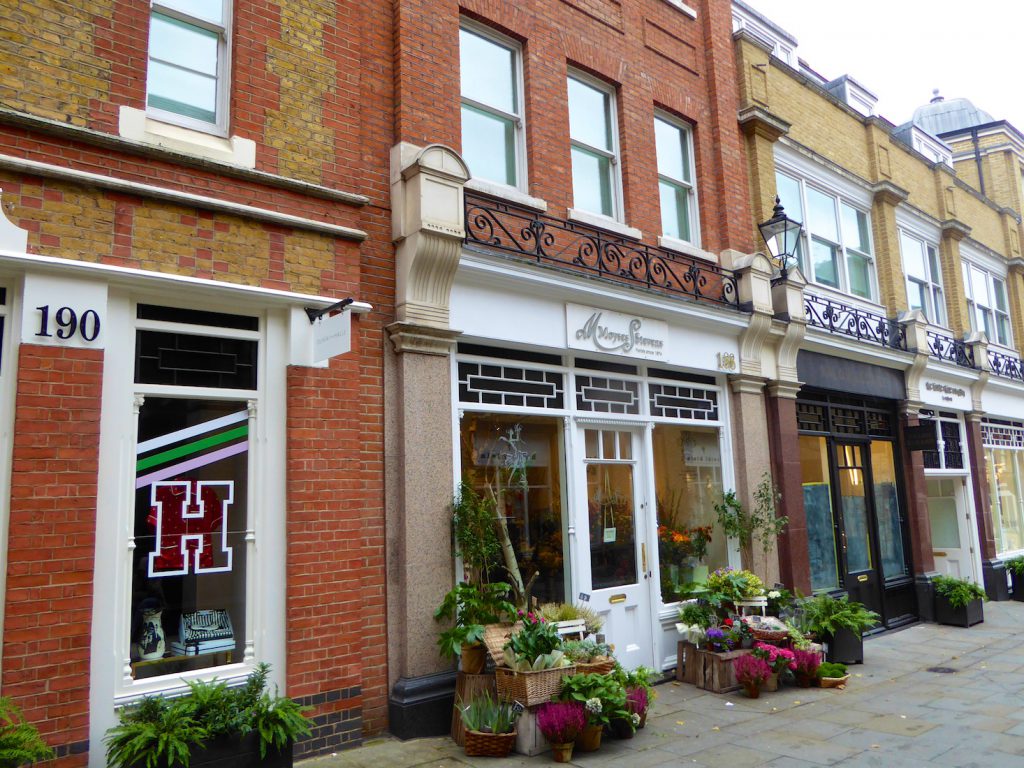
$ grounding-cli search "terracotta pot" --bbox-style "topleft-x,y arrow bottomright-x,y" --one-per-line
575,723 -> 603,752
460,643 -> 487,674
763,671 -> 779,692
638,709 -> 647,729
551,742 -> 574,763
742,681 -> 761,699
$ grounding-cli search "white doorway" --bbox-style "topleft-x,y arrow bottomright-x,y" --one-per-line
927,476 -> 980,582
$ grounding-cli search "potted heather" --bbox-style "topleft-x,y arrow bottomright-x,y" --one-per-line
557,673 -> 630,752
792,648 -> 821,688
458,692 -> 520,758
933,575 -> 987,627
751,642 -> 795,691
0,697 -> 54,768
1005,556 -> 1024,602
732,653 -> 771,698
535,701 -> 586,763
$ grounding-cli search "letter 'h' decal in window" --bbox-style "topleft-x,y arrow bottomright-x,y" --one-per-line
147,480 -> 234,577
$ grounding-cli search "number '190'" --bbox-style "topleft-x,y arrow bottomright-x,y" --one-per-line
36,305 -> 101,342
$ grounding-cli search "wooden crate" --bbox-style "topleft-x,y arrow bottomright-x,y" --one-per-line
451,671 -> 497,746
693,649 -> 751,693
676,641 -> 697,685
513,706 -> 551,757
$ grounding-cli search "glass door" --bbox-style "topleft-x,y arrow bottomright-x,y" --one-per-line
834,442 -> 883,617
575,426 -> 653,670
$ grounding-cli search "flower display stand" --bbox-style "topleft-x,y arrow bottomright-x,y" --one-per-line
693,649 -> 751,693
450,671 -> 496,747
676,641 -> 697,685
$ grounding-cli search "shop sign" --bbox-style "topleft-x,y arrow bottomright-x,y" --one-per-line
905,424 -> 939,452
566,303 -> 667,360
922,379 -> 970,409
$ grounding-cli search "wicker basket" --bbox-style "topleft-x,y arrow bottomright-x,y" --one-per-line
494,665 -> 576,707
463,729 -> 517,757
575,658 -> 616,675
819,674 -> 850,689
750,627 -> 790,644
482,623 -> 520,667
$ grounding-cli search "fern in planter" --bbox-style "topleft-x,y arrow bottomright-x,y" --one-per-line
800,593 -> 879,636
1005,556 -> 1024,577
933,575 -> 987,609
0,697 -> 54,768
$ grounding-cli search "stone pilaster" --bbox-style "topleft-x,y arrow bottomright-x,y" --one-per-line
869,181 -> 910,314
939,219 -> 971,338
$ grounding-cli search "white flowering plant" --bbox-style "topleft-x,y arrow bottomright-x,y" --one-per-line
557,673 -> 629,728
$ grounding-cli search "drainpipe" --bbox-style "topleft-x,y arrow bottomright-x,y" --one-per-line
971,127 -> 985,196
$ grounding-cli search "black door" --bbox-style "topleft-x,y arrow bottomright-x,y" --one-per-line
832,442 -> 884,618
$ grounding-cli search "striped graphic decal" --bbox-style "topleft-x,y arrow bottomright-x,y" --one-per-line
136,409 -> 249,489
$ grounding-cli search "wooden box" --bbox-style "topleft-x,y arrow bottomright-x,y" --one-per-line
513,705 -> 551,757
676,641 -> 697,685
693,648 -> 751,694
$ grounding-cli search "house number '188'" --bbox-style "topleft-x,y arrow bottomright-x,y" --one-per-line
35,305 -> 101,342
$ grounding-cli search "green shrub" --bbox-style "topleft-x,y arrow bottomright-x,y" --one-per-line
0,697 -> 54,768
933,575 -> 987,609
800,593 -> 879,637
1004,556 -> 1024,577
558,673 -> 629,729
816,662 -> 848,679
458,692 -> 519,734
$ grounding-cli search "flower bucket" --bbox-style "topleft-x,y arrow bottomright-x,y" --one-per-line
551,742 -> 574,763
575,723 -> 602,752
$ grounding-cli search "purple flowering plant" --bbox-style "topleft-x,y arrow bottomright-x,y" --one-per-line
535,701 -> 586,744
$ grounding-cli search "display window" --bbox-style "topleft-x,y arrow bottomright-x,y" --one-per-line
982,419 -> 1024,556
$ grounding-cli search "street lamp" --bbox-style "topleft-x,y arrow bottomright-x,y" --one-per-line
758,196 -> 803,279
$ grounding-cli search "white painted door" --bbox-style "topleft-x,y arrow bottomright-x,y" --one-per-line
927,477 -> 976,581
574,426 -> 654,670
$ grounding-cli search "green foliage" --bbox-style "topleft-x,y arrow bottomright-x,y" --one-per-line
452,482 -> 503,580
561,639 -> 612,663
933,575 -> 988,609
536,602 -> 604,634
434,581 -> 515,659
104,664 -> 312,768
816,662 -> 848,679
457,692 -> 520,734
557,673 -> 629,728
713,473 -> 787,554
677,601 -> 716,630
503,613 -> 569,671
703,568 -> 765,602
610,664 -> 658,704
1004,556 -> 1024,577
800,593 -> 879,637
0,697 -> 55,768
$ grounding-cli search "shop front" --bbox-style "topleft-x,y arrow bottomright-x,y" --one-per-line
979,386 -> 1024,569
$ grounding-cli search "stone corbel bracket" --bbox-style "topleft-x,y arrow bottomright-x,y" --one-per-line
898,308 -> 930,408
965,332 -> 990,412
723,249 -> 775,378
771,266 -> 806,386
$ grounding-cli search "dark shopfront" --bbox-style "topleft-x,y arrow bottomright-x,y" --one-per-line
794,352 -> 918,629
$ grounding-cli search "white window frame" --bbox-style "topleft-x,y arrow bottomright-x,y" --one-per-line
459,20 -> 528,192
899,228 -> 945,327
654,111 -> 700,247
146,0 -> 232,136
962,260 -> 1012,348
0,283 -> 14,677
567,69 -> 623,222
776,169 -> 878,302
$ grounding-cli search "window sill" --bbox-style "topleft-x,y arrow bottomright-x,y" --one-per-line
567,208 -> 642,241
465,178 -> 548,212
660,0 -> 697,18
804,282 -> 886,315
658,235 -> 716,263
119,106 -> 256,170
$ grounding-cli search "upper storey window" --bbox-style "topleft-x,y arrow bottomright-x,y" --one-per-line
459,24 -> 525,189
900,231 -> 945,326
146,0 -> 230,133
963,263 -> 1012,347
568,72 -> 621,220
776,171 -> 877,301
655,114 -> 699,245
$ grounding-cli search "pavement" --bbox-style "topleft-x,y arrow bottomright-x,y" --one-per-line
300,600 -> 1024,767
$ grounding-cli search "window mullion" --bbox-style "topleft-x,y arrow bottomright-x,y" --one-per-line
461,96 -> 520,124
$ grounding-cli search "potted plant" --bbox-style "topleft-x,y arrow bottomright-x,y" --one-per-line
791,648 -> 820,688
732,653 -> 771,698
537,602 -> 604,636
751,642 -> 795,691
557,672 -> 630,752
0,697 -> 54,768
1005,556 -> 1024,602
799,593 -> 879,664
933,575 -> 987,627
535,701 -> 586,763
620,666 -> 656,727
496,611 -> 573,706
713,473 -> 787,566
697,567 -> 766,618
105,664 -> 312,768
434,581 -> 515,673
457,692 -> 519,758
816,662 -> 850,688
561,639 -> 615,674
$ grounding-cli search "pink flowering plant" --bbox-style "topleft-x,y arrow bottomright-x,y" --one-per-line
535,701 -> 586,744
791,648 -> 821,683
752,642 -> 796,674
503,610 -> 570,671
626,686 -> 648,716
732,653 -> 771,686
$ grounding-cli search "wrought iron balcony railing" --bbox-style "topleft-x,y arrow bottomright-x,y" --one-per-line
803,294 -> 907,351
927,331 -> 975,369
988,349 -> 1024,383
464,191 -> 741,310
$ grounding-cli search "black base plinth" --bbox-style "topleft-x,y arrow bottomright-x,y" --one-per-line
388,670 -> 456,740
982,560 -> 1009,601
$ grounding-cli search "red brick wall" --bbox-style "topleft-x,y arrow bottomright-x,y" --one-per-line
3,344 -> 103,766
394,0 -> 754,254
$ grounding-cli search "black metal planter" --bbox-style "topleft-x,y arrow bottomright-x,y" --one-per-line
935,596 -> 984,627
1012,571 -> 1024,602
132,734 -> 293,768
824,627 -> 863,665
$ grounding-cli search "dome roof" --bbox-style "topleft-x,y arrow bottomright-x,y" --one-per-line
912,90 -> 994,135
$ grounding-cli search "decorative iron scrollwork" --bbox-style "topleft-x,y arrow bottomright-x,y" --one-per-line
464,192 -> 741,310
803,294 -> 907,351
988,349 -> 1024,383
927,331 -> 975,369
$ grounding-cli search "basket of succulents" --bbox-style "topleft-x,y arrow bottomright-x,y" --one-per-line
732,653 -> 771,698
562,639 -> 616,674
557,672 -> 631,751
791,648 -> 821,688
751,642 -> 796,691
496,611 -> 575,706
0,696 -> 54,768
816,662 -> 850,689
458,691 -> 520,757
933,575 -> 987,627
535,701 -> 586,763
1006,556 -> 1024,602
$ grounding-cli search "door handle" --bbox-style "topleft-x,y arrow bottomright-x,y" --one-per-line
641,543 -> 648,573
609,594 -> 627,604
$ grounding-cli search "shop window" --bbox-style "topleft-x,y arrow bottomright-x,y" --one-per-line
900,231 -> 945,326
963,263 -> 1012,347
459,22 -> 526,189
459,414 -> 567,604
986,447 -> 1024,554
921,412 -> 964,470
129,306 -> 259,680
652,425 -> 725,603
654,113 -> 699,244
568,71 -> 621,220
870,441 -> 907,579
147,0 -> 230,133
799,435 -> 840,591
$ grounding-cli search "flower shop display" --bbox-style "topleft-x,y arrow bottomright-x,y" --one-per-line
816,662 -> 850,689
435,581 -> 515,673
1006,556 -> 1024,602
535,701 -> 586,763
496,611 -> 575,706
458,692 -> 520,758
800,593 -> 879,664
732,653 -> 771,698
933,575 -> 987,627
558,672 -> 631,752
675,600 -> 715,684
657,523 -> 714,597
751,642 -> 796,691
561,639 -> 615,674
0,697 -> 54,768
104,664 -> 312,768
792,648 -> 821,688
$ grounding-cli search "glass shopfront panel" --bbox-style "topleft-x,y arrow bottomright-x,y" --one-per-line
987,447 -> 1024,554
799,435 -> 840,591
871,441 -> 907,579
459,413 -> 567,604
